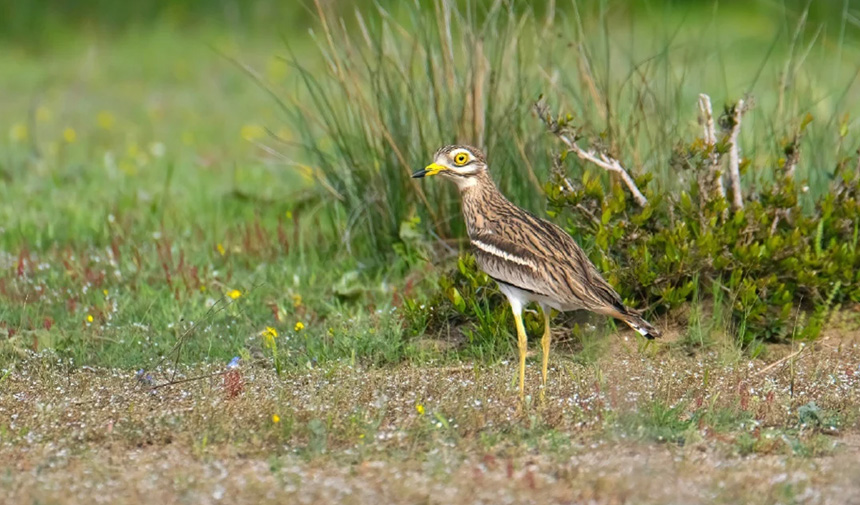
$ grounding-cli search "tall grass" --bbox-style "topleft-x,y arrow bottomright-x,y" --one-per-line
279,1 -> 556,261
276,0 -> 859,264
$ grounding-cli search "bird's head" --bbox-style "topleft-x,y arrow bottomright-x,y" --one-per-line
412,145 -> 487,189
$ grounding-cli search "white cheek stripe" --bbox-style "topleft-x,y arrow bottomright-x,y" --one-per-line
472,239 -> 536,269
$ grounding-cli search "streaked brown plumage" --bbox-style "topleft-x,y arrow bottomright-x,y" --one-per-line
413,144 -> 660,398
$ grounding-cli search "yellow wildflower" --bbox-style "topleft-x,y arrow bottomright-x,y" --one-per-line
272,414 -> 280,424
217,243 -> 226,256
63,128 -> 77,143
276,127 -> 292,141
285,210 -> 293,220
227,289 -> 242,300
298,164 -> 314,183
119,159 -> 137,176
416,403 -> 425,416
291,293 -> 302,308
97,111 -> 115,130
86,314 -> 94,323
294,321 -> 305,332
240,124 -> 265,142
9,124 -> 28,142
261,326 -> 278,347
36,106 -> 51,123
103,289 -> 109,296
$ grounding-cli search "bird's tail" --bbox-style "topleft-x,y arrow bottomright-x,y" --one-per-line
620,310 -> 661,340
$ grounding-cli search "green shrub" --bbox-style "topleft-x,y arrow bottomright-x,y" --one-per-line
408,102 -> 860,347
540,111 -> 860,343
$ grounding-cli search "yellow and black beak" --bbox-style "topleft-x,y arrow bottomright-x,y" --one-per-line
411,162 -> 445,178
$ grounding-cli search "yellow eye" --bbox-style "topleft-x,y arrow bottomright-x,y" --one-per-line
453,152 -> 469,166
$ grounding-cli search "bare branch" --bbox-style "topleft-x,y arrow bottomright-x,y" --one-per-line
534,99 -> 648,207
726,98 -> 746,210
697,94 -> 724,199
770,212 -> 781,236
698,94 -> 717,146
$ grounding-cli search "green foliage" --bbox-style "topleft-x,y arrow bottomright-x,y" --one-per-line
426,254 -> 512,359
613,400 -> 695,445
545,128 -> 860,343
796,401 -> 841,431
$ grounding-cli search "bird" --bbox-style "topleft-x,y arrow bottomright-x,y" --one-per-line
412,145 -> 660,398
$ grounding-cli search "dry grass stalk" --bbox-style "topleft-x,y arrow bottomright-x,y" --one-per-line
461,39 -> 487,147
754,344 -> 808,377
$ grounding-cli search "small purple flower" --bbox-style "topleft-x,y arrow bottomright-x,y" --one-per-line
227,357 -> 241,369
136,369 -> 154,385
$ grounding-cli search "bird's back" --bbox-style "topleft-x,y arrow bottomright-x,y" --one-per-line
461,180 -> 628,318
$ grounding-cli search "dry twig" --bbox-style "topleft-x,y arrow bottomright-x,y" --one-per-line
754,345 -> 810,377
534,99 -> 648,207
726,99 -> 746,210
698,94 -> 724,199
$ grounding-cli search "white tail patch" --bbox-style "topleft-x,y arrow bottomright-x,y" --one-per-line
627,321 -> 649,337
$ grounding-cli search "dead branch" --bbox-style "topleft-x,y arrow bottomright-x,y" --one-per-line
534,99 -> 648,207
698,94 -> 724,199
726,98 -> 746,210
770,212 -> 782,236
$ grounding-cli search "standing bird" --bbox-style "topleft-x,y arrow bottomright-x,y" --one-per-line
412,145 -> 660,398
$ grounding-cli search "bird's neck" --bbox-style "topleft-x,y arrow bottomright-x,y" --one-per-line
456,169 -> 496,194
459,171 -> 507,236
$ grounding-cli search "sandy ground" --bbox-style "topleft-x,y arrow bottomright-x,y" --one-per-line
4,438 -> 860,505
2,333 -> 860,504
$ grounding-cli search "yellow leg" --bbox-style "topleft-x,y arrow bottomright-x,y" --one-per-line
510,302 -> 527,399
540,304 -> 552,396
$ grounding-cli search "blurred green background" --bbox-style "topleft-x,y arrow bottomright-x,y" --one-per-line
2,0 -> 853,47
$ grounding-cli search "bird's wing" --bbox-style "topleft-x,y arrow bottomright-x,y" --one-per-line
469,231 -> 554,297
474,207 -> 627,316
